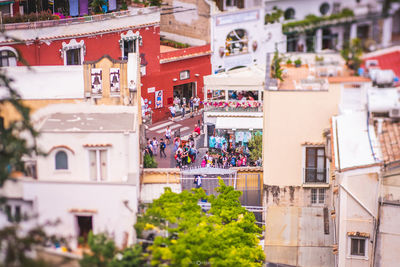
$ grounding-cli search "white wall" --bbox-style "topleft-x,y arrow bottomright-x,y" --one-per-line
211,8 -> 284,73
140,183 -> 182,203
23,181 -> 138,249
264,0 -> 380,21
37,131 -> 139,184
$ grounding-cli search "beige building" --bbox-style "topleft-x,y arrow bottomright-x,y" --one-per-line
262,53 -> 371,266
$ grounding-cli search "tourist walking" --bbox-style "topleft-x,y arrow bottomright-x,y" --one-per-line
159,138 -> 167,158
165,126 -> 171,144
152,137 -> 158,156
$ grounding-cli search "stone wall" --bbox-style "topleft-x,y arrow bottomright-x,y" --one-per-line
160,0 -> 211,43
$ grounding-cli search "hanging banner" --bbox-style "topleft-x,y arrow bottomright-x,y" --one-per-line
155,90 -> 163,109
79,0 -> 88,15
109,68 -> 120,94
91,68 -> 102,95
69,0 -> 79,16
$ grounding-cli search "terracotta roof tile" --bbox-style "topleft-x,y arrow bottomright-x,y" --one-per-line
379,120 -> 400,165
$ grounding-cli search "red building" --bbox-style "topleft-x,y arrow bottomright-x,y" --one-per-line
0,9 -> 211,123
143,45 -> 211,122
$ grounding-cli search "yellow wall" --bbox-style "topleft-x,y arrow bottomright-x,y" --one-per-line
0,99 -> 82,126
83,57 -> 129,105
142,168 -> 263,186
263,85 -> 341,186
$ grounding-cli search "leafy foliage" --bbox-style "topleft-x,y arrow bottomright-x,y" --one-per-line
265,7 -> 283,24
341,38 -> 363,73
90,0 -> 107,14
80,232 -> 145,267
283,8 -> 354,33
137,180 -> 265,266
248,135 -> 262,162
0,224 -> 67,267
0,60 -> 40,186
271,49 -> 284,82
143,153 -> 158,168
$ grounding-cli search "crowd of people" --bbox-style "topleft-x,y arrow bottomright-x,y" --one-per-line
169,96 -> 201,118
200,148 -> 251,168
144,137 -> 167,158
173,134 -> 198,168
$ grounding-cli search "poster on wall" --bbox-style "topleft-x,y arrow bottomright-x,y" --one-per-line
91,68 -> 102,95
155,90 -> 163,109
110,68 -> 120,94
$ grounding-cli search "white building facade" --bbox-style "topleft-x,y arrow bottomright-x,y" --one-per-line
1,104 -> 141,250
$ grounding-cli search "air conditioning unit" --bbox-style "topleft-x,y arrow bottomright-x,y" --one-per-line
389,108 -> 400,118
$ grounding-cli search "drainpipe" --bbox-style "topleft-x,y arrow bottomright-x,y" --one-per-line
372,169 -> 383,267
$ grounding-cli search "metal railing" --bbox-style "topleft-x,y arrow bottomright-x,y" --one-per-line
203,100 -> 263,112
304,168 -> 328,183
2,7 -> 159,30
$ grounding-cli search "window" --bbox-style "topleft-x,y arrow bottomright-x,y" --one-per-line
123,40 -> 136,59
226,0 -> 236,7
61,39 -> 85,65
284,8 -> 295,20
225,29 -> 248,56
0,50 -> 17,67
305,147 -> 327,183
320,3 -> 330,15
350,237 -> 367,257
4,204 -> 21,222
55,151 -> 68,170
5,204 -> 12,222
15,206 -> 21,222
180,70 -> 190,80
311,188 -> 325,204
66,48 -> 81,65
89,150 -> 107,181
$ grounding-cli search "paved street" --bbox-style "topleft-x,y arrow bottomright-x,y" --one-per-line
145,113 -> 203,168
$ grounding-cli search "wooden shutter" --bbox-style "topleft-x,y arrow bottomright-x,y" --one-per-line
215,0 -> 223,11
89,150 -> 97,181
100,150 -> 107,181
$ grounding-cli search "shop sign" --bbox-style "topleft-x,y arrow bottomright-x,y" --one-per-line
147,87 -> 155,93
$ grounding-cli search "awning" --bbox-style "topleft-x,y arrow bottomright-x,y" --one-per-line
215,117 -> 263,130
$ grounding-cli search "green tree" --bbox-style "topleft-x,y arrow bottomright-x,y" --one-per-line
80,232 -> 145,267
0,224 -> 67,267
90,0 -> 107,13
248,134 -> 262,162
341,38 -> 363,74
143,153 -> 157,168
271,49 -> 283,81
0,68 -> 40,186
137,180 -> 265,266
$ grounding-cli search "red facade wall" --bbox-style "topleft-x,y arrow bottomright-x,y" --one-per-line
143,53 -> 211,122
2,24 -> 211,123
10,25 -> 160,75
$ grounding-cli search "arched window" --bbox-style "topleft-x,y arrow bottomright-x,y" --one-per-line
320,3 -> 330,15
0,47 -> 17,67
284,8 -> 295,20
225,29 -> 248,56
55,151 -> 68,170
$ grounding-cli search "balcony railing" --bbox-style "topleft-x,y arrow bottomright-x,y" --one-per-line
2,7 -> 158,30
203,100 -> 263,112
304,168 -> 327,183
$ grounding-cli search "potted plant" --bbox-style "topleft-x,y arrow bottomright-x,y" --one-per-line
294,58 -> 302,67
286,58 -> 292,66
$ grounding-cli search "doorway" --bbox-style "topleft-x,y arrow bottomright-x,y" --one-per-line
173,82 -> 195,104
77,215 -> 93,246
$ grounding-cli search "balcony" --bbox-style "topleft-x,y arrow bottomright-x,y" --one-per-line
304,168 -> 328,183
2,7 -> 158,31
203,100 -> 263,112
